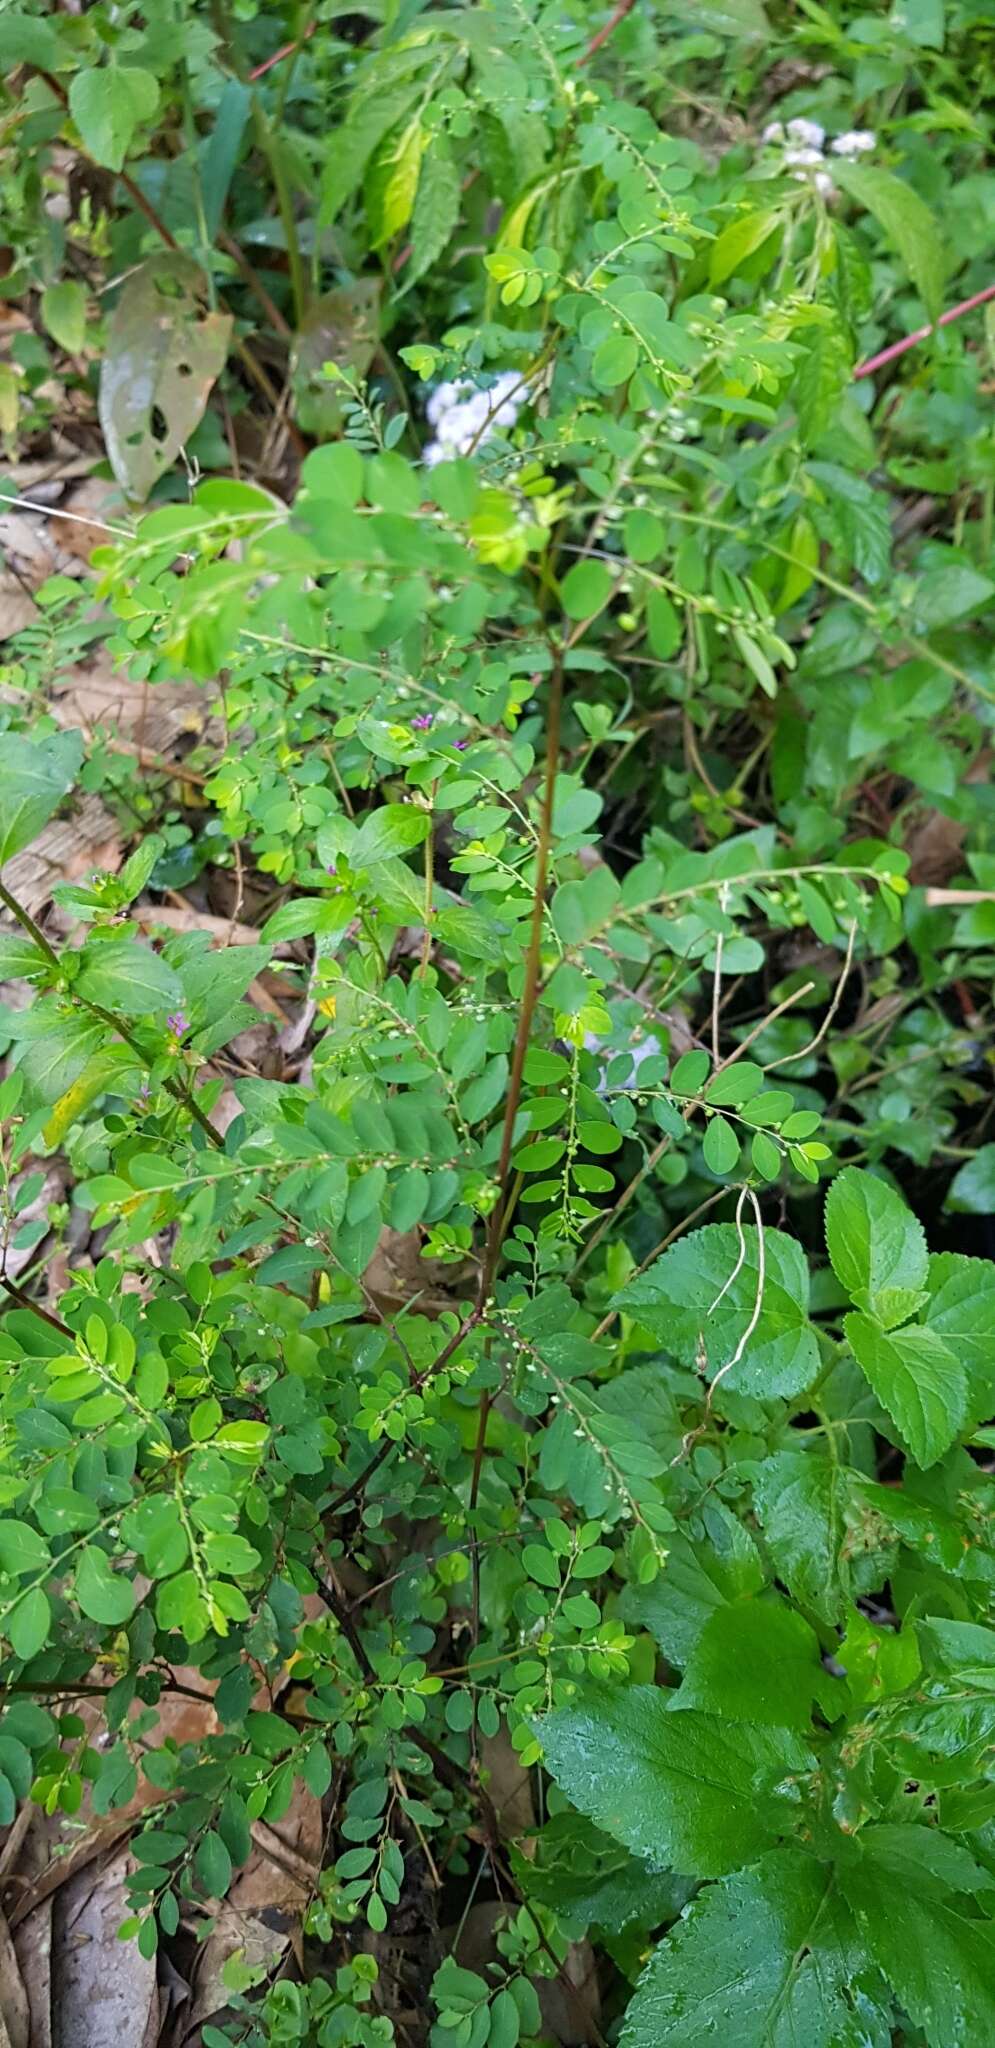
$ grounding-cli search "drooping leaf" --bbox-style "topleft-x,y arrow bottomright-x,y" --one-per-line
369,120 -> 426,249
99,253 -> 232,499
199,79 -> 251,241
401,136 -> 462,292
795,322 -> 853,446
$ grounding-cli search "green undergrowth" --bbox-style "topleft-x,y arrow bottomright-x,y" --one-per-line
3,1 -> 995,2043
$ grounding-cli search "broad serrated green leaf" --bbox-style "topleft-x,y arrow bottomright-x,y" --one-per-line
615,1225 -> 819,1402
844,1312 -> 965,1469
622,1851 -> 874,2048
924,1252 -> 995,1425
671,1597 -> 834,1729
538,1682 -> 811,1877
794,322 -> 852,447
841,1847 -> 995,2042
825,1166 -> 928,1327
751,1452 -> 847,1626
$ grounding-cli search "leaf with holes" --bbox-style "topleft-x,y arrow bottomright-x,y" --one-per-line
98,254 -> 232,501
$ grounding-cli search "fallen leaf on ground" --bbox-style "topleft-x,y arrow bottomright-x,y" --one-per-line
0,1902 -> 30,2048
180,1781 -> 322,2042
50,1850 -> 158,2048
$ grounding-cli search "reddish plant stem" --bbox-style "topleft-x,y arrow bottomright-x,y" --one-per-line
466,653 -> 564,1638
578,0 -> 636,64
248,22 -> 316,82
854,280 -> 995,379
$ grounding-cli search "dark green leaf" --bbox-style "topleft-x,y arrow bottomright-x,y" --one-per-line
539,1682 -> 811,1877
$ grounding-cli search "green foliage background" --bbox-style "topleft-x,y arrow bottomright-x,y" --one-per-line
3,0 -> 995,2041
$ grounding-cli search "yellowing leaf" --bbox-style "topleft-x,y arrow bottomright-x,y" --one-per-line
43,1047 -> 140,1148
371,121 -> 426,249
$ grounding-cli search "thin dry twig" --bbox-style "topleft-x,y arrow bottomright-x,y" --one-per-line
763,920 -> 857,1073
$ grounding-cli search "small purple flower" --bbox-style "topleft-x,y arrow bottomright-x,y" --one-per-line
167,1011 -> 187,1039
412,713 -> 434,731
454,739 -> 470,750
326,863 -> 337,877
138,1080 -> 151,1103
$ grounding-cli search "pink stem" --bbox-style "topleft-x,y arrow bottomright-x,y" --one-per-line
854,280 -> 995,379
247,22 -> 316,83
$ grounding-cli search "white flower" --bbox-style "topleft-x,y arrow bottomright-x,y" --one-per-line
814,170 -> 836,197
426,380 -> 463,427
786,117 -> 825,148
761,121 -> 785,144
831,129 -> 875,156
423,371 -> 522,465
784,144 -> 824,167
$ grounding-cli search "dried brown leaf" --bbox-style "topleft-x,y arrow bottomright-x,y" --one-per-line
0,1904 -> 30,2048
50,1850 -> 157,2048
291,280 -> 381,437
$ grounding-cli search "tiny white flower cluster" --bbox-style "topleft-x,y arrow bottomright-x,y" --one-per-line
423,371 -> 522,466
761,116 -> 875,198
